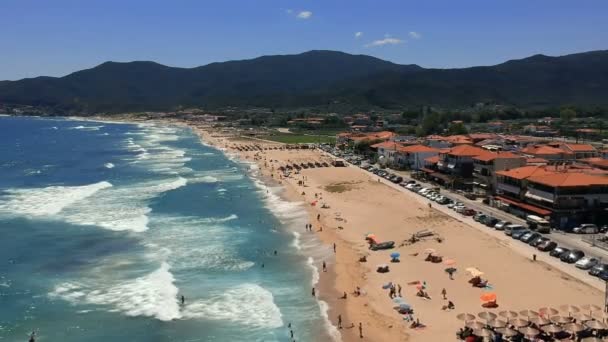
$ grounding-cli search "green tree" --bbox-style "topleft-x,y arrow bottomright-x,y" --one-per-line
560,108 -> 577,124
447,122 -> 468,135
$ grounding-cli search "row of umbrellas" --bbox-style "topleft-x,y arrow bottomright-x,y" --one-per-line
457,306 -> 608,339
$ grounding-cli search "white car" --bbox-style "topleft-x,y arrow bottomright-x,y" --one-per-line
405,183 -> 416,189
418,188 -> 430,195
573,224 -> 599,234
575,257 -> 599,270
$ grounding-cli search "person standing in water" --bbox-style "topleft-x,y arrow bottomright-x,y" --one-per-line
181,295 -> 185,305
29,331 -> 36,342
322,261 -> 327,272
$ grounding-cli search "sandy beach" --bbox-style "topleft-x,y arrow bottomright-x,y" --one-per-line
189,125 -> 606,342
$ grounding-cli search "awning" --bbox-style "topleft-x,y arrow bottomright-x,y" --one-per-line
430,172 -> 453,183
420,167 -> 436,174
448,163 -> 456,169
524,191 -> 554,203
495,196 -> 552,216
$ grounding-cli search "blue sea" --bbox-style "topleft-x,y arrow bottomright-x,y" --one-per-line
0,116 -> 336,342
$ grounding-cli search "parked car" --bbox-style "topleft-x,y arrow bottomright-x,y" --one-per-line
473,213 -> 486,222
560,250 -> 585,263
391,176 -> 403,183
504,224 -> 525,236
575,257 -> 599,270
494,221 -> 511,230
530,236 -> 549,247
455,206 -> 466,214
573,224 -> 599,234
463,208 -> 476,216
521,232 -> 540,243
484,217 -> 499,227
418,188 -> 430,195
537,240 -> 557,252
447,202 -> 456,209
598,270 -> 608,281
601,225 -> 608,233
550,247 -> 570,258
511,229 -> 530,240
589,263 -> 608,277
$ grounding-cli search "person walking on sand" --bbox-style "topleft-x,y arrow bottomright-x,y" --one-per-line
338,314 -> 342,329
359,322 -> 363,338
322,261 -> 327,272
312,287 -> 316,297
397,284 -> 402,297
441,288 -> 447,300
317,214 -> 320,220
333,243 -> 336,253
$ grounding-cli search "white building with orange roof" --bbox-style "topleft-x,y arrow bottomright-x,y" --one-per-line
394,144 -> 439,170
472,151 -> 526,193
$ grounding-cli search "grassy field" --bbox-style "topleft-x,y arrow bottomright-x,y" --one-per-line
260,134 -> 336,144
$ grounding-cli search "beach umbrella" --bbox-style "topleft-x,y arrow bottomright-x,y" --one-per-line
551,316 -> 573,324
495,327 -> 519,337
519,309 -> 539,318
518,326 -> 539,337
456,313 -> 476,321
498,310 -> 518,320
392,297 -> 405,304
539,307 -> 559,316
529,316 -> 551,326
487,319 -> 507,328
444,259 -> 456,265
511,319 -> 530,328
466,321 -> 486,330
541,324 -> 563,334
478,311 -> 498,321
444,267 -> 457,274
466,267 -> 484,277
424,248 -> 436,254
585,320 -> 607,330
562,322 -> 585,333
480,293 -> 497,302
560,304 -> 580,314
581,304 -> 602,312
472,328 -> 493,338
574,313 -> 593,322
398,303 -> 411,310
390,252 -> 400,259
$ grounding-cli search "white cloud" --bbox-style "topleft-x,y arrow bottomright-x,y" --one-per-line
409,31 -> 421,39
297,11 -> 312,19
355,32 -> 363,39
365,37 -> 404,47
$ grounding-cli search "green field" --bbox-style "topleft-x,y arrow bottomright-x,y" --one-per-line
260,134 -> 336,144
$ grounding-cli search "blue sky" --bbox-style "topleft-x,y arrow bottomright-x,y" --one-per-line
1,0 -> 607,80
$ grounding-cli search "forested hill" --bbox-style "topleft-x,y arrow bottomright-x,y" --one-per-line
1,49 -> 607,113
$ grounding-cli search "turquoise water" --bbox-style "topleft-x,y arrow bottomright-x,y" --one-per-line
0,116 -> 335,341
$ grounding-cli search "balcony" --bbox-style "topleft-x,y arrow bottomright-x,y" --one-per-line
497,182 -> 520,195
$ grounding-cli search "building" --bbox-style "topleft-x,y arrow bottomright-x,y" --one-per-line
472,152 -> 526,194
495,165 -> 608,229
394,144 -> 439,170
520,145 -> 574,162
560,143 -> 598,159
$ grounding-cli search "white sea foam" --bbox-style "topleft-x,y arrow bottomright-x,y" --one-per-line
182,284 -> 283,328
69,125 -> 104,131
292,231 -> 302,250
50,262 -> 181,321
319,300 -> 342,341
307,257 -> 320,286
0,181 -> 112,216
104,163 -> 115,169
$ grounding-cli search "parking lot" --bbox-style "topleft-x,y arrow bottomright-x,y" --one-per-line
319,145 -> 608,290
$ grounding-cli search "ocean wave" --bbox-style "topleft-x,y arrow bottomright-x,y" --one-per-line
104,162 -> 115,169
69,125 -> 104,131
0,181 -> 112,216
182,284 -> 283,328
50,262 -> 180,321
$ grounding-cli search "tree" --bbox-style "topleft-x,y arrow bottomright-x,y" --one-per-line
560,108 -> 577,124
447,122 -> 468,135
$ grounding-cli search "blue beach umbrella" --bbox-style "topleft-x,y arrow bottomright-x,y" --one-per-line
390,252 -> 401,259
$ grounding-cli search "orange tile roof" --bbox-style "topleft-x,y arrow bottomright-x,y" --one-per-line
370,141 -> 401,149
563,143 -> 596,152
397,144 -> 439,153
445,135 -> 473,144
425,156 -> 440,164
444,144 -> 489,157
468,133 -> 497,141
521,145 -> 572,156
473,151 -> 522,162
580,157 -> 608,169
525,157 -> 549,164
496,165 -> 552,180
528,173 -> 608,187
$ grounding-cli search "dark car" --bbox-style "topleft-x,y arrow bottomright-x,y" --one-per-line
560,250 -> 584,263
392,176 -> 403,183
550,247 -> 569,258
512,230 -> 531,240
537,240 -> 557,252
521,232 -> 541,243
589,263 -> 608,277
598,270 -> 608,281
484,217 -> 499,227
529,236 -> 548,247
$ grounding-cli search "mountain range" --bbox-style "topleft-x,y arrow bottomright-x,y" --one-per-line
1,49 -> 607,114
